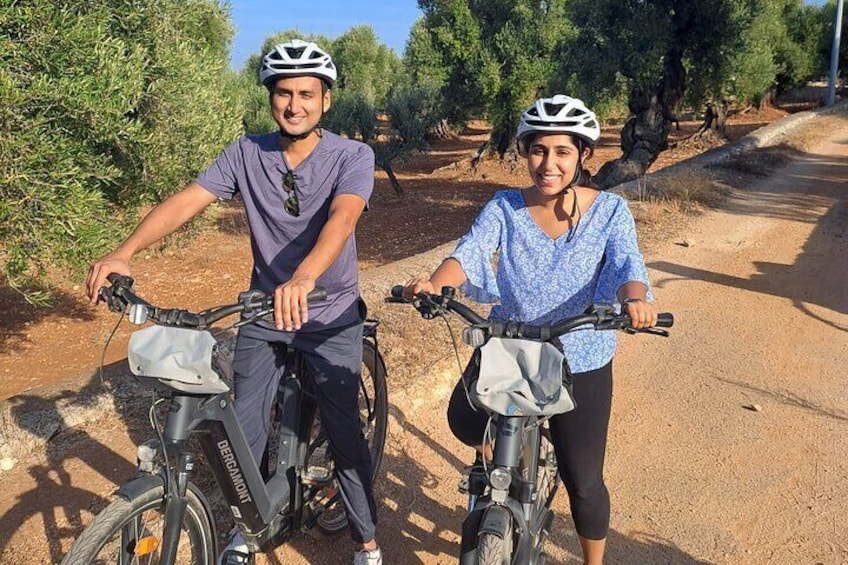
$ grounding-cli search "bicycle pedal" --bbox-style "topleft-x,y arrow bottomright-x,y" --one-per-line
458,476 -> 470,495
302,465 -> 333,484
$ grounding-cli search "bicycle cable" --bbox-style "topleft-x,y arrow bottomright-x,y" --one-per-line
149,392 -> 172,495
432,300 -> 480,413
98,309 -> 126,394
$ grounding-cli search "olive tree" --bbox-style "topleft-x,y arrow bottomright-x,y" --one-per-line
0,0 -> 242,302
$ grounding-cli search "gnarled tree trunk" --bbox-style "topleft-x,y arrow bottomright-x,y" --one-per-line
427,118 -> 455,141
594,47 -> 686,190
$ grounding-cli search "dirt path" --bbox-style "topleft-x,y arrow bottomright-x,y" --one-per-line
1,123 -> 846,564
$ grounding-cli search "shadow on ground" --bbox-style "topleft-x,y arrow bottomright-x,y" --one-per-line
1,375 -> 715,564
650,146 -> 848,329
0,284 -> 96,355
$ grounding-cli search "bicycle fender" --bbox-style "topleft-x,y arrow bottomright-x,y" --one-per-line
115,473 -> 165,501
478,504 -> 511,539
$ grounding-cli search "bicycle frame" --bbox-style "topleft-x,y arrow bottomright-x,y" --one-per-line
135,321 -> 382,560
387,285 -> 672,565
137,371 -> 307,559
459,415 -> 554,565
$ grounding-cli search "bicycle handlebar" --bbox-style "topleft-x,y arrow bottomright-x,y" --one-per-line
386,285 -> 673,342
100,273 -> 327,330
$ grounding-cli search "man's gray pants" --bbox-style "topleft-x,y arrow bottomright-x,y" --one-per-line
231,321 -> 377,544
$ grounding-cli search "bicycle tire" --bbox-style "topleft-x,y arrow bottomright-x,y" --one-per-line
313,338 -> 389,535
536,423 -> 559,510
477,531 -> 512,565
61,480 -> 215,565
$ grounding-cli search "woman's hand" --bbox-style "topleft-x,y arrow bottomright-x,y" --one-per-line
622,298 -> 658,329
402,275 -> 436,300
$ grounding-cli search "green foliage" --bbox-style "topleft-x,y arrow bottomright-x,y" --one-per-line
332,25 -> 402,107
323,90 -> 378,143
813,1 -> 848,78
415,0 -> 572,146
560,0 -> 822,113
725,0 -> 819,104
403,18 -> 448,91
561,0 -> 757,109
0,0 -> 243,302
386,85 -> 443,147
416,0 -> 495,123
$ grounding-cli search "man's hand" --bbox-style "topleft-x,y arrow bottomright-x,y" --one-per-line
86,253 -> 131,304
274,274 -> 317,331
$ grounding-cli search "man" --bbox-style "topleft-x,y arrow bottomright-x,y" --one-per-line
86,39 -> 381,565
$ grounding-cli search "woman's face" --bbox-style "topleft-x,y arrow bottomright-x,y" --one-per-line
526,133 -> 590,195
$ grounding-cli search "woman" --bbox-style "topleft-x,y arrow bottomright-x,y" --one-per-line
404,94 -> 658,564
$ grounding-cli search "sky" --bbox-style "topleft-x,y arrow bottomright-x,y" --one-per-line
228,0 -> 423,70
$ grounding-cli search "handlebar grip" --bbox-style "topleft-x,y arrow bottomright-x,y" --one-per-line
656,313 -> 674,328
307,286 -> 328,302
391,285 -> 404,298
106,273 -> 134,286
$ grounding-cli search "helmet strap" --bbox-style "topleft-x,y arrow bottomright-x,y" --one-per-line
561,185 -> 581,244
557,157 -> 584,195
279,128 -> 317,141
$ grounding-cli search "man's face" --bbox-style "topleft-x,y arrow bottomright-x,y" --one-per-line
269,76 -> 332,137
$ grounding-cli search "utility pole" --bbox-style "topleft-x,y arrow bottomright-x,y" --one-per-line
827,0 -> 845,105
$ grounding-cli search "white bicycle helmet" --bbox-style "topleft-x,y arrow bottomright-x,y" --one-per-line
259,39 -> 337,89
516,94 -> 601,146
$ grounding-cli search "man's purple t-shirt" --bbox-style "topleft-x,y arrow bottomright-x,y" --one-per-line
196,130 -> 374,331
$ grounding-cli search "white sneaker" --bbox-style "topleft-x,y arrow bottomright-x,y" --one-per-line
218,529 -> 253,564
353,547 -> 382,565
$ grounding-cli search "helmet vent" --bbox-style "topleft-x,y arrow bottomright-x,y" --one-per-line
286,47 -> 307,59
544,102 -> 566,116
567,108 -> 586,117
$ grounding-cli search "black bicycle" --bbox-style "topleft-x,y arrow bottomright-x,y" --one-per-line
61,274 -> 388,564
388,286 -> 672,565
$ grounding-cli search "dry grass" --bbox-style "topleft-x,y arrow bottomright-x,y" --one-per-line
626,110 -> 848,248
626,171 -> 734,248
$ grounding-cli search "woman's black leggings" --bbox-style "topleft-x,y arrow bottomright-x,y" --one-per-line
447,360 -> 613,540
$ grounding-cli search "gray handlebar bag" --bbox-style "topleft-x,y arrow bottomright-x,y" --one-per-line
471,337 -> 576,417
128,325 -> 231,394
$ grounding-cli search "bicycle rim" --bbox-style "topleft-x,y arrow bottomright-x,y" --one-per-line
62,484 -> 214,565
537,424 -> 559,509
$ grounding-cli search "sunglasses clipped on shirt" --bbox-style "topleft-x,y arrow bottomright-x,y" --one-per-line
282,169 -> 300,217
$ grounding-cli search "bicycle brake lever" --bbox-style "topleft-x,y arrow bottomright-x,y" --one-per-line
638,327 -> 670,337
413,295 -> 444,320
232,309 -> 274,328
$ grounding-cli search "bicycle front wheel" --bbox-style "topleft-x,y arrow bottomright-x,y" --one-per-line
537,423 -> 559,510
312,338 -> 389,535
62,479 -> 216,565
477,531 -> 513,565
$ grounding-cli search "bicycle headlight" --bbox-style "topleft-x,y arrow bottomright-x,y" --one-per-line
129,304 -> 149,325
489,467 -> 511,491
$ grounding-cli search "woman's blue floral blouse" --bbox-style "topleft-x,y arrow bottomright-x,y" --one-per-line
451,189 -> 652,374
